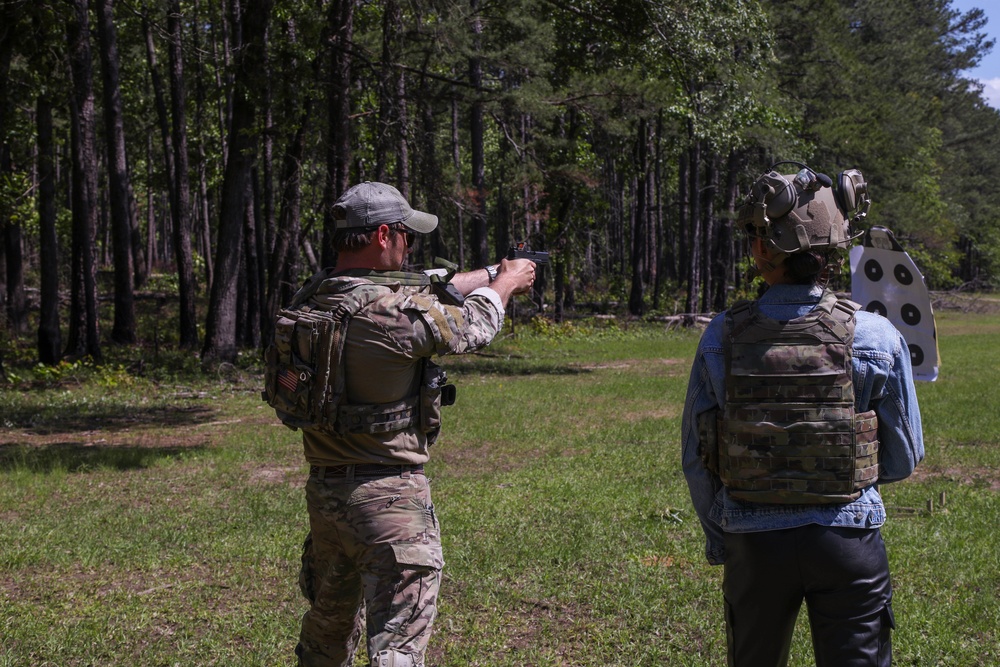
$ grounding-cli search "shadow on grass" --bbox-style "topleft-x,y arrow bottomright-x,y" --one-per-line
0,441 -> 207,473
0,402 -> 215,472
1,402 -> 217,435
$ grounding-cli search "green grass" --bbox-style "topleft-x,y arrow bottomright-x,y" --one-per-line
1,312 -> 998,666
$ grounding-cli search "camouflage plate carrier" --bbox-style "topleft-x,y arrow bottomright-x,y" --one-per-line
262,270 -> 454,439
711,290 -> 880,504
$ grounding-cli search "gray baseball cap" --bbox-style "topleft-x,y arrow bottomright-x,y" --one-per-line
332,181 -> 438,233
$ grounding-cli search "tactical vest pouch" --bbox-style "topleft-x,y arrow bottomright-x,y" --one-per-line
262,308 -> 342,430
336,397 -> 419,434
420,361 -> 456,445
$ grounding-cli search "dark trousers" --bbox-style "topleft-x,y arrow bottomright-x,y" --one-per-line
723,525 -> 894,667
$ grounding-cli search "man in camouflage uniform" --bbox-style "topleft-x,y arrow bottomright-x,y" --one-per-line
290,182 -> 536,666
681,164 -> 924,666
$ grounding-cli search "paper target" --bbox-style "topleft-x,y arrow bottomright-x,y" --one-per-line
849,226 -> 940,381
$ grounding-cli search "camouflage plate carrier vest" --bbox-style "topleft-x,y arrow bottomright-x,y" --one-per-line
261,270 -> 454,440
716,290 -> 880,504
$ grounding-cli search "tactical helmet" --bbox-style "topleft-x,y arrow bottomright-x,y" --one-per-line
739,162 -> 870,257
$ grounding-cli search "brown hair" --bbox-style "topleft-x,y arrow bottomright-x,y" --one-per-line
784,249 -> 842,285
333,223 -> 411,253
333,228 -> 379,253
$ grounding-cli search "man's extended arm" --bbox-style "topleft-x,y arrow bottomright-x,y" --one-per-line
449,258 -> 535,303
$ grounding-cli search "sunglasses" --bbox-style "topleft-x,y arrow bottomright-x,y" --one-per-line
391,225 -> 415,248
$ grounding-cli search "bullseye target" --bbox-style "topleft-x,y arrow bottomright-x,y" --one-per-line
849,226 -> 939,381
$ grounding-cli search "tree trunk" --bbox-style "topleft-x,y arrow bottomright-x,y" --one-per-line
628,118 -> 648,316
142,6 -> 176,271
714,149 -> 741,311
261,63 -> 275,259
415,90 -> 441,267
237,174 -> 262,348
469,0 -> 488,269
145,130 -> 156,275
684,139 -> 703,316
677,149 -> 690,287
450,92 -> 465,269
0,0 -> 18,378
2,145 -> 26,335
202,0 -> 273,364
168,0 -> 200,348
198,142 -> 214,289
700,148 -> 718,313
375,0 -> 396,184
0,218 -> 6,344
264,14 -> 327,325
266,117 -> 309,332
95,0 -> 138,344
191,0 -> 215,291
0,7 -> 24,336
652,110 -> 665,310
65,0 -> 103,362
210,1 -> 231,170
379,0 -> 408,197
36,95 -> 62,365
321,0 -> 353,270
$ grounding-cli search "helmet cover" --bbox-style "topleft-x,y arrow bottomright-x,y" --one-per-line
739,166 -> 866,257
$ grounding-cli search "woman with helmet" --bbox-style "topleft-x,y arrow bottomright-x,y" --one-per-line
681,163 -> 924,666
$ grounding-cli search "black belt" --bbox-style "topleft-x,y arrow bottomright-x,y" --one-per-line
309,464 -> 424,480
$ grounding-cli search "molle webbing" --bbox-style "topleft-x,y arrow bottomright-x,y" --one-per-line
264,276 -> 424,434
336,396 -> 419,434
263,280 -> 386,432
719,292 -> 880,504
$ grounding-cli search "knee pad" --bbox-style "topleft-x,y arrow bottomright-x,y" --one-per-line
371,650 -> 417,667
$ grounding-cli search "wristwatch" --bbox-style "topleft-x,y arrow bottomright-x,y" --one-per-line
485,264 -> 499,283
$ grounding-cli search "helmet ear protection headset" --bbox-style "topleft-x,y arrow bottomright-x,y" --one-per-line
743,161 -> 871,242
835,168 -> 871,225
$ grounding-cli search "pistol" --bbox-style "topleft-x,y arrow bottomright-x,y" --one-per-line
506,242 -> 550,264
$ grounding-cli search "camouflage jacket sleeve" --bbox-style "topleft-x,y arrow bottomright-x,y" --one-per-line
400,286 -> 505,357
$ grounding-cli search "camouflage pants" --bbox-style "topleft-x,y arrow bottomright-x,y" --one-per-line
296,472 -> 443,667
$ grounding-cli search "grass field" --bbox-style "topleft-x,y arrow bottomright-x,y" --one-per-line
1,308 -> 998,666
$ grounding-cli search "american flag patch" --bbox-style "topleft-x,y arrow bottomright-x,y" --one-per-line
278,368 -> 300,394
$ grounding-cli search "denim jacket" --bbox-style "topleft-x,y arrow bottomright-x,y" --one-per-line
681,284 -> 924,565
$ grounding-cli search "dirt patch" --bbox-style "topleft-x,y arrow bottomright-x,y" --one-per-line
0,428 -> 208,449
244,463 -> 304,486
428,581 -> 595,665
932,292 -> 1000,314
620,405 -> 681,422
434,441 -> 546,477
0,407 -> 283,454
909,464 -> 1000,492
1,560 -> 296,615
498,597 -> 593,657
574,357 -> 688,374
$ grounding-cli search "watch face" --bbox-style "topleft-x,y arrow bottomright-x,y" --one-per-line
486,265 -> 498,281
